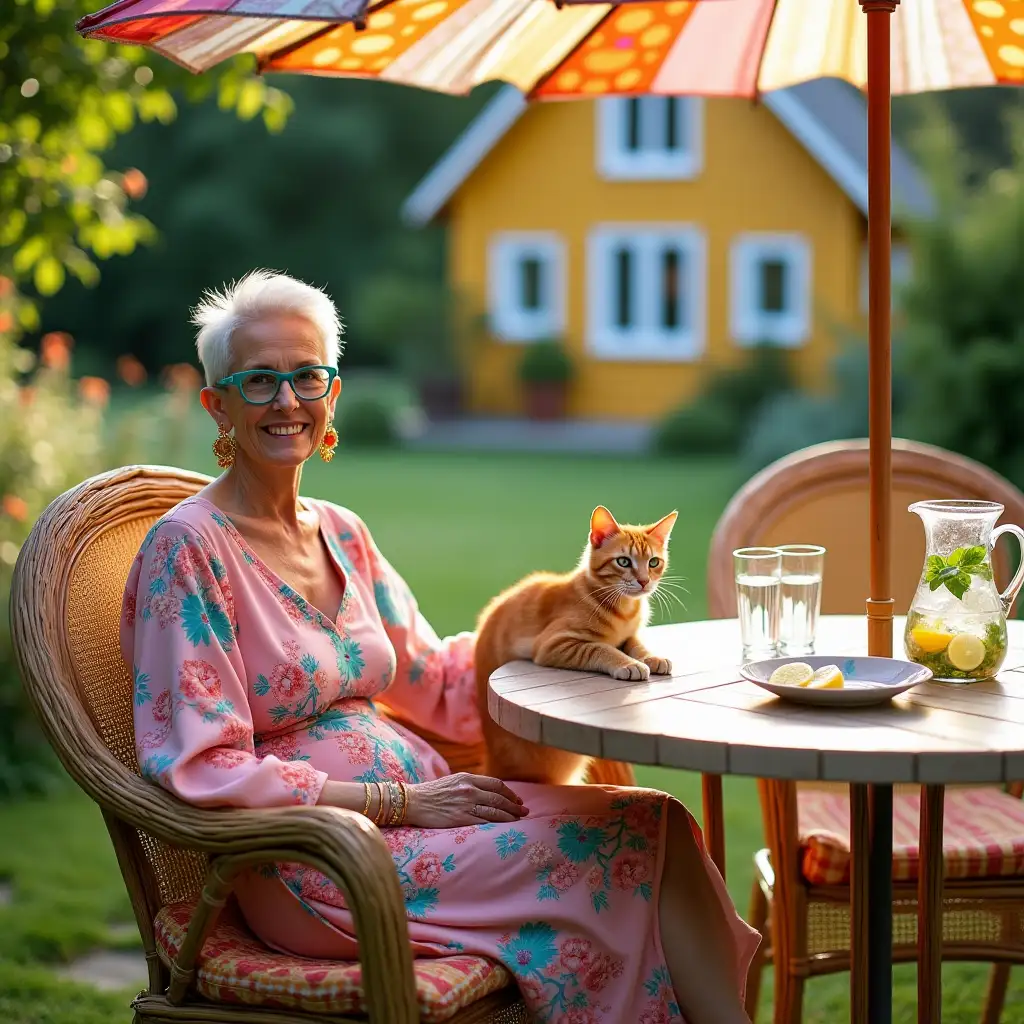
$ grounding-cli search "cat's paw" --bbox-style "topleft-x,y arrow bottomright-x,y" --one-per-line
612,661 -> 650,682
643,655 -> 672,676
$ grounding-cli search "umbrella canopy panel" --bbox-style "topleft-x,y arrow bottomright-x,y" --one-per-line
79,0 -> 1024,96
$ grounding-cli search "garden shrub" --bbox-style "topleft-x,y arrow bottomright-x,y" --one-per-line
740,340 -> 914,474
653,343 -> 795,456
0,305 -> 151,796
336,393 -> 400,448
895,109 -> 1024,487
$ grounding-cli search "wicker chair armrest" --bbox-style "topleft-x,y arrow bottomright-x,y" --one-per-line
124,775 -> 418,1022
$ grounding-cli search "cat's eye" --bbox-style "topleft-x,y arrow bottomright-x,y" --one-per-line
649,557 -> 661,568
615,556 -> 632,568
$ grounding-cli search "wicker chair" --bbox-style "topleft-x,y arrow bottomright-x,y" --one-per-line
10,465 -> 637,1024
708,438 -> 1024,1024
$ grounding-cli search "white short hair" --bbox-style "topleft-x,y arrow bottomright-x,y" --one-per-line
191,269 -> 344,385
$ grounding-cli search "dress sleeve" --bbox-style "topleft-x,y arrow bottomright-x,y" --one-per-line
350,515 -> 482,746
120,519 -> 328,809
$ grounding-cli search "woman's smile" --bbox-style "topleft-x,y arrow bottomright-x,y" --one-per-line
262,423 -> 308,437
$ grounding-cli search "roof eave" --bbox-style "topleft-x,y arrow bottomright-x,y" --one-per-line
401,87 -> 527,228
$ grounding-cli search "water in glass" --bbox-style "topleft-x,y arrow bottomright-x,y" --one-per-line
777,545 -> 825,655
733,547 -> 782,660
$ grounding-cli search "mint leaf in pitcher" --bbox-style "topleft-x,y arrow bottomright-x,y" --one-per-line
925,546 -> 990,599
955,546 -> 994,579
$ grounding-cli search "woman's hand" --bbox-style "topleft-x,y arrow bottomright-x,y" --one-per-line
404,773 -> 529,828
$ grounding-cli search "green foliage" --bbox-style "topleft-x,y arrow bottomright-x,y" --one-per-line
39,78 -> 497,374
351,276 -> 484,383
738,340 -> 914,474
653,396 -> 740,456
0,318 -> 128,794
895,106 -> 1024,486
653,344 -> 794,456
336,394 -> 399,448
518,339 -> 574,385
0,294 -> 176,794
0,0 -> 292,317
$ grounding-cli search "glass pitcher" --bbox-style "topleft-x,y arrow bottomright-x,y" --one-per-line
904,500 -> 1024,683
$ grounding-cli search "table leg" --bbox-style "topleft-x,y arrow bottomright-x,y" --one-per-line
850,784 -> 870,1024
918,784 -> 944,1023
868,783 -> 894,1024
701,773 -> 726,881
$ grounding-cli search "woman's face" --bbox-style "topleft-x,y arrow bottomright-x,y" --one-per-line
203,312 -> 340,469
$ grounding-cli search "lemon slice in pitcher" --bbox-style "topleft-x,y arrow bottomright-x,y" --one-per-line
911,627 -> 954,654
947,633 -> 985,672
808,664 -> 844,689
768,662 -> 814,687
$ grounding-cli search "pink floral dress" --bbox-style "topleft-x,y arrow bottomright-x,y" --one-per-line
121,495 -> 759,1023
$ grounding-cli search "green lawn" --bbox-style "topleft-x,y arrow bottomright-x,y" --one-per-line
4,447 -> 1024,1022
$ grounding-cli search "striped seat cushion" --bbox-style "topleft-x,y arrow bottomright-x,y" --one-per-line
799,786 -> 1024,886
154,899 -> 512,1022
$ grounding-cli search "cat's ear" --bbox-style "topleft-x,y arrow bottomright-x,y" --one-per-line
590,506 -> 620,548
646,511 -> 678,547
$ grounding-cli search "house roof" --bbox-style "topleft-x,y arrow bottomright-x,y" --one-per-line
401,78 -> 933,228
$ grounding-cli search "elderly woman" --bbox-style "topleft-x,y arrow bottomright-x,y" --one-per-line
121,270 -> 759,1024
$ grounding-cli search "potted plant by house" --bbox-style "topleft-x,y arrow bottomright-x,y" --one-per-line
518,338 -> 574,420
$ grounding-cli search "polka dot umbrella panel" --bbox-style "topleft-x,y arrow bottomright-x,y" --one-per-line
78,0 -> 1024,95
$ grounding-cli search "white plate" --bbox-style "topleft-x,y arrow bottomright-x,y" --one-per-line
740,655 -> 933,707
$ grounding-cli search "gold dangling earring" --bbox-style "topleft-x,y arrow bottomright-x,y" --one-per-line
319,420 -> 339,463
212,422 -> 237,468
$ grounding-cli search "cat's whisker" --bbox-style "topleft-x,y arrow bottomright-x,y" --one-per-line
659,574 -> 689,584
658,589 -> 688,613
583,585 -> 624,626
656,581 -> 691,596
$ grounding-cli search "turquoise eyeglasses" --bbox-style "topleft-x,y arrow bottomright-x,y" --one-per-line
215,366 -> 338,406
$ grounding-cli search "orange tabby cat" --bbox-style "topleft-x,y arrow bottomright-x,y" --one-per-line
474,505 -> 678,785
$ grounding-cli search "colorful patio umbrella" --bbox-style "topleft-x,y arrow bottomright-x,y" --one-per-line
74,2 -> 1023,1021
78,0 -> 1024,94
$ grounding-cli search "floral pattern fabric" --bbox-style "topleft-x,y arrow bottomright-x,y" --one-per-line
122,495 -> 758,1022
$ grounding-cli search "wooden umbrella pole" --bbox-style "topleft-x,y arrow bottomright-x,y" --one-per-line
862,0 -> 898,660
856,7 -> 899,1024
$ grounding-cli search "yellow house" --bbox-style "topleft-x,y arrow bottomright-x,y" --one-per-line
402,80 -> 930,422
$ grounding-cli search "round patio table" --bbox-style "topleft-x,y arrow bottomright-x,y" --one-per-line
488,614 -> 1024,1024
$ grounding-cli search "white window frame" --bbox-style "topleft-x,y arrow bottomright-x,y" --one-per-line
596,96 -> 704,182
860,242 -> 912,314
487,232 -> 566,343
729,233 -> 813,348
586,223 -> 707,362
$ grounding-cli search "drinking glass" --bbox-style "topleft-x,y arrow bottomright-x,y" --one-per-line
733,547 -> 782,661
778,544 -> 825,655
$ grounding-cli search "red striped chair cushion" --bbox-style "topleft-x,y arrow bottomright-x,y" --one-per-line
154,898 -> 512,1022
799,786 -> 1024,886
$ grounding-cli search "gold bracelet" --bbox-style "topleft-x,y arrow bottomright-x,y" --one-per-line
361,783 -> 372,818
386,780 -> 404,827
397,780 -> 409,826
373,782 -> 387,826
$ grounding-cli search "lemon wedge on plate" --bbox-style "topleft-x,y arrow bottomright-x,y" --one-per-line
911,627 -> 954,654
808,664 -> 844,689
767,662 -> 814,687
947,633 -> 985,671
